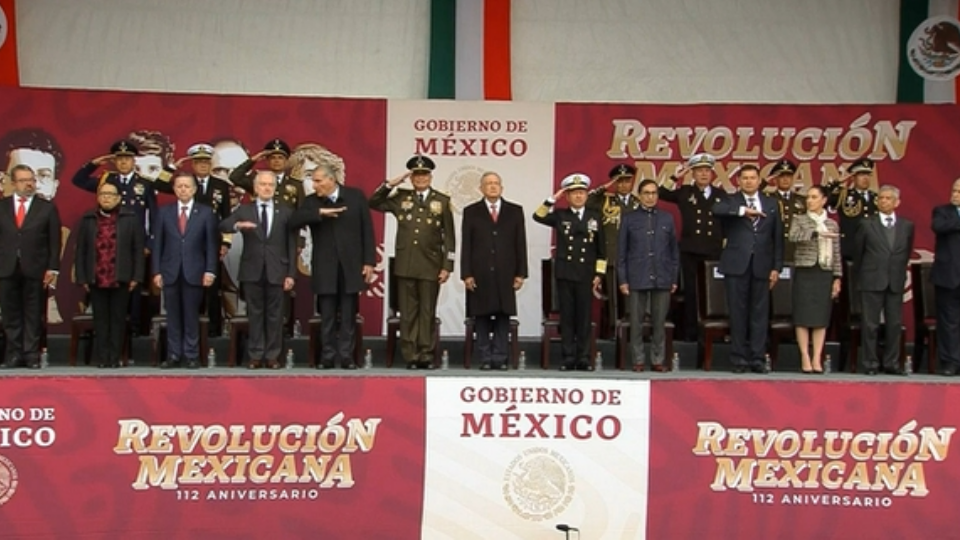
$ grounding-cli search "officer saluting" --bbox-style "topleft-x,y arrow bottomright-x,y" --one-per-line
534,173 -> 606,371
826,158 -> 878,260
765,159 -> 807,264
587,163 -> 640,338
230,138 -> 305,209
71,140 -> 157,335
370,155 -> 456,369
658,153 -> 726,341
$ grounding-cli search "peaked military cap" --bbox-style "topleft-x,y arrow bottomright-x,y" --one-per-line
110,140 -> 138,157
406,155 -> 436,172
263,138 -> 291,157
560,173 -> 591,191
687,153 -> 716,169
849,158 -> 875,174
608,163 -> 637,180
772,159 -> 797,176
187,143 -> 214,160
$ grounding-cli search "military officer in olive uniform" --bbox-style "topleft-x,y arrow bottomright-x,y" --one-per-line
230,138 -> 306,209
154,143 -> 234,336
370,155 -> 456,369
765,159 -> 807,264
658,153 -> 726,341
534,173 -> 606,372
72,140 -> 158,335
587,163 -> 640,338
827,158 -> 878,261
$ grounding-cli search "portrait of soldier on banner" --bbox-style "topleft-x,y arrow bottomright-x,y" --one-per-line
128,129 -> 175,182
0,128 -> 70,324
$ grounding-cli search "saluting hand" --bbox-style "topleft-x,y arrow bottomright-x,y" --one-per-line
551,188 -> 567,201
91,154 -> 113,166
387,172 -> 410,188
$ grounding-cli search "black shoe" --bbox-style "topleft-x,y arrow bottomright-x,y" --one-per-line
480,362 -> 492,371
941,367 -> 956,377
341,363 -> 358,370
160,358 -> 180,369
559,363 -> 575,372
185,359 -> 200,369
576,362 -> 594,372
865,368 -> 879,376
27,361 -> 41,370
317,363 -> 334,370
498,363 -> 509,371
750,365 -> 769,374
406,362 -> 418,370
884,368 -> 906,376
732,365 -> 747,374
419,362 -> 436,370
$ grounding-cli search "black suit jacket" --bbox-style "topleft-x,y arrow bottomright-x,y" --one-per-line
71,164 -> 157,250
853,215 -> 915,293
712,192 -> 784,278
220,201 -> 297,285
75,208 -> 145,285
461,198 -> 528,317
151,202 -> 219,286
659,184 -> 726,257
0,196 -> 62,279
931,204 -> 960,289
156,174 -> 233,242
533,204 -> 606,283
290,187 -> 375,295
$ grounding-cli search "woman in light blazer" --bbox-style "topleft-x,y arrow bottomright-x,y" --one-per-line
788,185 -> 842,373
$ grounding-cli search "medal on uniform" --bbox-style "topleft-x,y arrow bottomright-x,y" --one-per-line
430,201 -> 442,215
401,200 -> 413,211
134,183 -> 144,195
587,218 -> 598,232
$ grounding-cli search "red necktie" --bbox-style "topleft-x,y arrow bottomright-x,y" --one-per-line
490,204 -> 498,223
15,198 -> 26,228
179,206 -> 188,234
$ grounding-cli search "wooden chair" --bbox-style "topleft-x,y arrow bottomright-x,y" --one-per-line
69,312 -> 95,366
843,261 -> 906,373
697,260 -> 730,371
384,257 -> 441,368
539,259 -> 598,370
226,311 -> 249,368
613,293 -> 675,370
463,317 -> 520,369
768,266 -> 794,370
308,311 -> 365,368
912,262 -> 938,373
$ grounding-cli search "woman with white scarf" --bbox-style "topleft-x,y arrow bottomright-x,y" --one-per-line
788,185 -> 843,373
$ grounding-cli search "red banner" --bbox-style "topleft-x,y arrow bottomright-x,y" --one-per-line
0,376 -> 425,538
0,0 -> 18,86
0,87 -> 387,332
648,380 -> 960,539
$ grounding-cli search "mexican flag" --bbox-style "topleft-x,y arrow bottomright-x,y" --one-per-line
897,0 -> 960,102
0,0 -> 19,86
428,0 -> 512,100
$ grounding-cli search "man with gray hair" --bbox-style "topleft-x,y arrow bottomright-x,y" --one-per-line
853,184 -> 914,376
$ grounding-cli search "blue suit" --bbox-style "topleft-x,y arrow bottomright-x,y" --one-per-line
713,192 -> 784,369
151,201 -> 219,362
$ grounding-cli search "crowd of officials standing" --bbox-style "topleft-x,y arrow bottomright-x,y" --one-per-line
1,138 -> 959,377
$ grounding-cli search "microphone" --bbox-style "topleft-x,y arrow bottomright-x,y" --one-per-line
556,524 -> 579,532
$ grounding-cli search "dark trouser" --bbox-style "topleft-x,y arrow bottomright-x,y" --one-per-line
725,266 -> 770,368
628,289 -> 670,367
557,278 -> 592,367
90,286 -> 130,366
0,263 -> 45,365
936,285 -> 960,371
128,253 -> 150,334
163,275 -> 204,361
600,268 -> 619,338
680,252 -> 708,341
203,265 -> 223,336
397,276 -> 439,364
243,276 -> 285,363
475,313 -> 510,366
860,289 -> 903,371
318,264 -> 359,367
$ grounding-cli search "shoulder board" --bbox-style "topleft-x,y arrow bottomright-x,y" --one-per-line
431,189 -> 451,199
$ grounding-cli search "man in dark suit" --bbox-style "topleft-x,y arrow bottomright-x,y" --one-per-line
462,172 -> 528,371
291,166 -> 375,369
854,185 -> 915,376
74,182 -> 145,368
155,143 -> 234,336
712,164 -> 784,374
370,155 -> 456,369
221,171 -> 297,369
533,173 -> 606,371
72,140 -> 157,335
659,153 -> 726,341
827,158 -> 878,261
932,179 -> 960,376
587,164 -> 640,338
151,173 -> 219,369
0,165 -> 61,369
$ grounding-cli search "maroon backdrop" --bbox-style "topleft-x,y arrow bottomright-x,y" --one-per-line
0,87 -> 387,334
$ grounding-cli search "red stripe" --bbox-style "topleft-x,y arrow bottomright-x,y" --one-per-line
0,0 -> 19,86
483,0 -> 511,100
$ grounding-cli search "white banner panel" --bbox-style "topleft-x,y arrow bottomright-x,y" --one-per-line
385,100 -> 555,336
422,377 -> 650,539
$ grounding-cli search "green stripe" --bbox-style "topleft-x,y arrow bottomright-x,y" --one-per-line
896,0 -> 929,103
428,0 -> 456,99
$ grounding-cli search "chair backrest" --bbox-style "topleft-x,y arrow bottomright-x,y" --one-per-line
541,259 -> 559,316
770,266 -> 793,318
843,260 -> 862,318
699,260 -> 728,319
388,257 -> 399,316
911,262 -> 936,320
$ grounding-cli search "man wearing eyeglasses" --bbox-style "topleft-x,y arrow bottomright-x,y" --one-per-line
617,179 -> 679,372
74,183 -> 145,368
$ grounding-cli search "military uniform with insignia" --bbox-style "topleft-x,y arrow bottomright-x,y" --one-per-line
765,159 -> 807,264
826,158 -> 878,260
370,155 -> 456,369
71,140 -> 158,334
658,153 -> 726,341
586,163 -> 640,337
230,138 -> 306,209
533,173 -> 606,371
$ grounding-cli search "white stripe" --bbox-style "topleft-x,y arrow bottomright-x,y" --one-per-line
923,0 -> 959,102
455,0 -> 484,100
